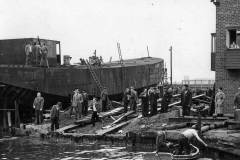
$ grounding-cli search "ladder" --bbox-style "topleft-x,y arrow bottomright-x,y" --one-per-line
86,60 -> 103,92
86,60 -> 113,108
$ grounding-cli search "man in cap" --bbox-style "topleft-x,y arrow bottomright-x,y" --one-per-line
101,88 -> 108,112
234,87 -> 240,110
50,102 -> 62,131
129,86 -> 138,112
215,87 -> 225,116
161,87 -> 173,113
139,88 -> 149,117
70,89 -> 81,119
25,42 -> 32,65
40,43 -> 49,68
33,92 -> 44,124
180,84 -> 192,116
82,90 -> 89,116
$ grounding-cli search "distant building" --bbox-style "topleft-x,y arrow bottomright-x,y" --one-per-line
211,0 -> 240,113
182,79 -> 215,90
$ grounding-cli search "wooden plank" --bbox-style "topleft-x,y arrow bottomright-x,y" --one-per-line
96,120 -> 131,136
111,111 -> 135,125
169,116 -> 228,123
57,107 -> 124,133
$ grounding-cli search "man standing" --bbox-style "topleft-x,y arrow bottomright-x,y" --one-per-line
149,87 -> 159,116
33,92 -> 44,124
50,102 -> 62,131
234,87 -> 240,110
181,85 -> 192,116
40,43 -> 49,68
82,91 -> 88,116
101,88 -> 108,112
25,42 -> 32,65
129,87 -> 138,112
70,89 -> 81,119
161,87 -> 173,113
215,87 -> 225,116
91,97 -> 100,126
139,88 -> 149,117
122,88 -> 130,113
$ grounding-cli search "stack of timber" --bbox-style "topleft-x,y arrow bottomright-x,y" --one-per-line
96,110 -> 137,136
56,107 -> 124,133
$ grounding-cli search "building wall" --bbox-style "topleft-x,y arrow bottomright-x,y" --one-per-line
215,0 -> 240,113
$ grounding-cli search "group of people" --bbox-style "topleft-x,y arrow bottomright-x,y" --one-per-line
25,40 -> 49,67
88,50 -> 103,66
138,87 -> 160,117
33,92 -> 62,131
70,89 -> 88,119
122,86 -> 138,113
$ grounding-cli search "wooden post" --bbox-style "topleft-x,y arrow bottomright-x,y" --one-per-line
14,100 -> 20,128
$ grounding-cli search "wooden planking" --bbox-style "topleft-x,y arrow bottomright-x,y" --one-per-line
96,120 -> 131,136
109,110 -> 135,126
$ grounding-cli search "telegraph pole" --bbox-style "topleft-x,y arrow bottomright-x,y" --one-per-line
169,46 -> 173,86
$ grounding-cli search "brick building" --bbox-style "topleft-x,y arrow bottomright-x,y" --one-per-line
211,0 -> 240,113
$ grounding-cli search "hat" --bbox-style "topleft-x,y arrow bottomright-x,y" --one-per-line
73,89 -> 79,93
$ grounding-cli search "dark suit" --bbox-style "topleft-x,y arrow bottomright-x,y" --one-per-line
181,89 -> 192,116
50,105 -> 60,131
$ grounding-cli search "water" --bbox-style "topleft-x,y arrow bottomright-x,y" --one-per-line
0,136 -> 239,160
0,136 -> 144,160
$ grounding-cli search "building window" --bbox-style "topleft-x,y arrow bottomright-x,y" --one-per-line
226,28 -> 240,49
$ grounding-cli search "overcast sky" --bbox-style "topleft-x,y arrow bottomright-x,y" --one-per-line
0,0 -> 216,82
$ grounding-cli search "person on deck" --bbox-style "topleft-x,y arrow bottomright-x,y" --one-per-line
180,84 -> 192,116
70,89 -> 81,119
139,88 -> 149,117
210,83 -> 215,116
233,87 -> 240,110
50,102 -> 62,131
33,92 -> 44,124
101,88 -> 108,112
161,87 -> 173,113
149,87 -> 159,116
82,91 -> 88,116
122,88 -> 130,113
156,129 -> 207,154
40,43 -> 49,68
91,97 -> 101,126
129,87 -> 138,112
25,42 -> 32,65
215,87 -> 225,116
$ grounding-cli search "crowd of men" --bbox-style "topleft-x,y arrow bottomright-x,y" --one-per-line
25,40 -> 49,67
70,89 -> 89,119
34,82 -> 240,133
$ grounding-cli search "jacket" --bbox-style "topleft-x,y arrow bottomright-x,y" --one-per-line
50,105 -> 60,119
33,96 -> 44,110
181,89 -> 192,107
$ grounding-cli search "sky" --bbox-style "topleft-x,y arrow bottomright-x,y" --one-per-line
0,0 -> 216,82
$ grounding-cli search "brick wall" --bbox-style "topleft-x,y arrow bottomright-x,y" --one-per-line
215,0 -> 240,113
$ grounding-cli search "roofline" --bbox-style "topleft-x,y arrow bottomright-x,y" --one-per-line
0,38 -> 60,43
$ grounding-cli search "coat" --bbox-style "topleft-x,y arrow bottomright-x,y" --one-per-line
181,90 -> 192,107
50,105 -> 60,119
215,91 -> 225,114
33,96 -> 44,110
234,92 -> 240,109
